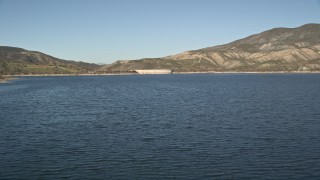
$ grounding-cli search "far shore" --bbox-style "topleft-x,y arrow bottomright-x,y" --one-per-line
173,71 -> 320,74
0,76 -> 17,83
1,71 -> 320,82
12,71 -> 320,76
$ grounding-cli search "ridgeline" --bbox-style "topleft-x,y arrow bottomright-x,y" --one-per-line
100,23 -> 320,73
1,23 -> 320,75
0,46 -> 99,75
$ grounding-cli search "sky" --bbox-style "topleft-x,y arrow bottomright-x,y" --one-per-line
0,0 -> 319,64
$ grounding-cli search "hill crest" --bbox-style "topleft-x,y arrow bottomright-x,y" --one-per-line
0,46 -> 100,74
101,23 -> 320,72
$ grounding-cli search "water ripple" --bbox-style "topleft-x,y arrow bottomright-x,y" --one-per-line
1,74 -> 320,179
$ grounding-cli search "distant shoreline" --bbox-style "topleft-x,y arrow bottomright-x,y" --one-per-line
10,71 -> 320,76
0,76 -> 17,83
173,71 -> 320,74
1,71 -> 320,81
11,73 -> 134,77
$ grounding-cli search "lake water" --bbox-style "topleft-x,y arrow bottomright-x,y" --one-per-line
1,74 -> 320,179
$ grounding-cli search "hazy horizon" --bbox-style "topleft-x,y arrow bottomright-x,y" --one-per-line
1,0 -> 319,64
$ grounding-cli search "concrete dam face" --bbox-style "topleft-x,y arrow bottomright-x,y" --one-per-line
135,69 -> 173,74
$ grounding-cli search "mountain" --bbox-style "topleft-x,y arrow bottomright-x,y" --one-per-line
101,23 -> 320,72
0,46 -> 100,75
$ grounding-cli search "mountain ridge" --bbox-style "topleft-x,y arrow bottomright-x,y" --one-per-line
101,23 -> 320,72
1,23 -> 320,74
0,46 -> 100,74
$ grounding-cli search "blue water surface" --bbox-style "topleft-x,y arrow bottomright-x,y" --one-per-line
1,74 -> 320,179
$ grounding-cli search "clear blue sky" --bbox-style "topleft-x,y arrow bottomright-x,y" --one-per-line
0,0 -> 319,64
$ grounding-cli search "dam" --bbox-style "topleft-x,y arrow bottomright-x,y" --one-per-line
135,69 -> 173,74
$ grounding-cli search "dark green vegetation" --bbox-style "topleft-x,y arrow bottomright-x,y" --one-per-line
100,23 -> 320,72
0,46 -> 99,75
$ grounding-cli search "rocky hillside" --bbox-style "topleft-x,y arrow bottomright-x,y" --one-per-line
0,46 -> 100,74
101,23 -> 320,72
